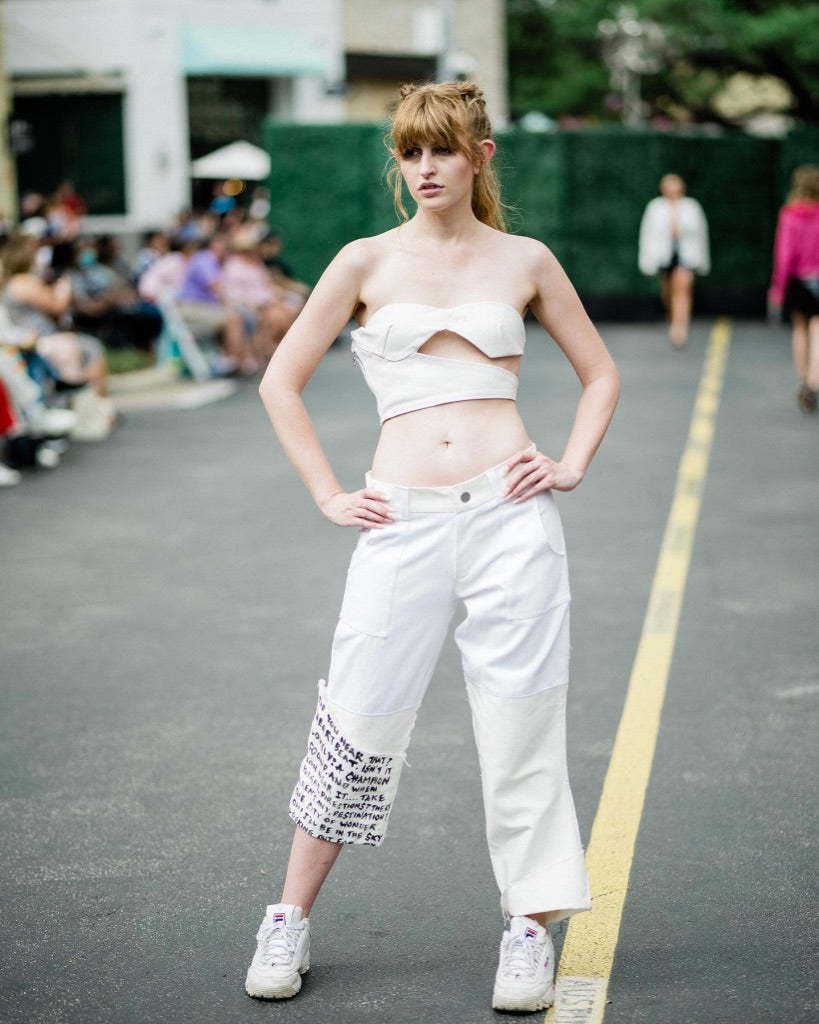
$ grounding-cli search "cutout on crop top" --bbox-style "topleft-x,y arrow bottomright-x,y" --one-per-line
350,301 -> 526,423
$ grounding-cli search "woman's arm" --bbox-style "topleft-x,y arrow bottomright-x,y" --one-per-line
685,198 -> 710,275
9,274 -> 72,318
258,240 -> 392,528
769,208 -> 795,307
506,240 -> 620,501
694,199 -> 710,275
637,199 -> 662,276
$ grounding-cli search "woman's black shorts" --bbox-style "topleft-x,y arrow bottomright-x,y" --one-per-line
783,277 -> 819,322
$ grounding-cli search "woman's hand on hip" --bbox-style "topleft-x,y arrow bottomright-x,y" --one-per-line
321,488 -> 394,528
504,446 -> 584,501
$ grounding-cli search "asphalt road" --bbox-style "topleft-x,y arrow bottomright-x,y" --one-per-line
2,316 -> 817,1024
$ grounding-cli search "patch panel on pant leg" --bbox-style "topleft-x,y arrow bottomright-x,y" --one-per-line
289,688 -> 403,846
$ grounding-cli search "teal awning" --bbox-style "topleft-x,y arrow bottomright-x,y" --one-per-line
180,24 -> 326,77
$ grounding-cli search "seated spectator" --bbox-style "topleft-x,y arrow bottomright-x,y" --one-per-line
258,228 -> 309,302
67,236 -> 161,350
1,235 -> 109,395
133,231 -> 171,282
223,228 -> 301,360
0,336 -> 74,431
137,238 -> 198,305
173,207 -> 219,244
93,235 -> 135,284
0,336 -> 78,470
176,233 -> 256,374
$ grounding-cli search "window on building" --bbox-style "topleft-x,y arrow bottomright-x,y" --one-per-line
12,92 -> 126,216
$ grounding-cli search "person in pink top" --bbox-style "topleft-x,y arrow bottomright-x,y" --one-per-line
176,233 -> 257,374
769,165 -> 819,412
137,238 -> 198,305
222,230 -> 301,360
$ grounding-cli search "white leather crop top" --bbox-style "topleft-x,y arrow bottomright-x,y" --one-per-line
350,301 -> 526,422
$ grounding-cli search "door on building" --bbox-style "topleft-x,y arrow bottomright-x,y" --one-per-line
187,76 -> 272,209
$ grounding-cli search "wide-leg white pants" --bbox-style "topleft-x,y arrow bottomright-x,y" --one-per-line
289,457 -> 591,919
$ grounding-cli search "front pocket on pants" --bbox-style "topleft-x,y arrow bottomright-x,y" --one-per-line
497,493 -> 570,620
339,522 -> 407,637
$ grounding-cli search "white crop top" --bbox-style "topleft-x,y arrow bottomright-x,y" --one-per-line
350,301 -> 526,423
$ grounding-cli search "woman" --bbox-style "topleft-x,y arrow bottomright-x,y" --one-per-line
769,165 -> 819,413
222,228 -> 301,361
1,236 -> 108,395
638,173 -> 710,348
247,81 -> 620,1014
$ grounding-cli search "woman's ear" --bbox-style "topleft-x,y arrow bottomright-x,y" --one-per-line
475,138 -> 496,172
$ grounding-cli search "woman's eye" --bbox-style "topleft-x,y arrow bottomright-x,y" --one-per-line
403,147 -> 421,159
434,146 -> 452,155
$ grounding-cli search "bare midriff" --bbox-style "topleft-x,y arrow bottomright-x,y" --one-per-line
371,398 -> 531,486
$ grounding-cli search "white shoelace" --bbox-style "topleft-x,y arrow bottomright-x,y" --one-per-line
257,920 -> 300,965
500,933 -> 541,978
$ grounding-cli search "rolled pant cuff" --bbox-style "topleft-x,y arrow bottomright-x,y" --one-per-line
501,851 -> 592,921
289,681 -> 409,846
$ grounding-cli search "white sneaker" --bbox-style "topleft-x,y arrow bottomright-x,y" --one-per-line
69,389 -> 117,442
0,462 -> 22,486
35,445 -> 61,469
492,915 -> 555,1013
245,904 -> 310,1000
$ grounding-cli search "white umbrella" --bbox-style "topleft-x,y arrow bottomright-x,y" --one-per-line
190,141 -> 271,181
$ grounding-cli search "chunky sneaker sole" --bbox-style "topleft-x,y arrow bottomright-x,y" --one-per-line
492,979 -> 555,1012
245,903 -> 311,1000
245,961 -> 309,1000
492,915 -> 555,1013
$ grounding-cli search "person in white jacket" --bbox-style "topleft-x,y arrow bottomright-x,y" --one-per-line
638,174 -> 710,347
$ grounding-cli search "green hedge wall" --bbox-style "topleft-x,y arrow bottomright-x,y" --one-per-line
266,122 -> 817,318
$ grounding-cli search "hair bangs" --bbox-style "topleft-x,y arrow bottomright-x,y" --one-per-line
390,93 -> 471,158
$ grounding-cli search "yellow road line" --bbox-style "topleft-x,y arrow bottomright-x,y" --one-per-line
544,320 -> 732,1024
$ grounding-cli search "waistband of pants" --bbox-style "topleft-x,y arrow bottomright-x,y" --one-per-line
366,444 -> 534,514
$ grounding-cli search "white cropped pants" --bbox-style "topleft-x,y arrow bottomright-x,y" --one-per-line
289,456 -> 591,919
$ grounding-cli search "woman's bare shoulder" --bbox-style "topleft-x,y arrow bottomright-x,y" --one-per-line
305,229 -> 402,310
499,233 -> 561,276
325,230 -> 402,299
336,228 -> 401,267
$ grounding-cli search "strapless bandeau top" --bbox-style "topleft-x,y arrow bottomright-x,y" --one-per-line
350,301 -> 526,422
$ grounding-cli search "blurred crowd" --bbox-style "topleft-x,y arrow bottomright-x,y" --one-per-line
0,182 -> 308,488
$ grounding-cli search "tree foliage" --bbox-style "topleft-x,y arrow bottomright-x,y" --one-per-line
506,0 -> 819,125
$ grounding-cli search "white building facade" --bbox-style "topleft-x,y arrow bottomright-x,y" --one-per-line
3,0 -> 345,231
2,0 -> 507,232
